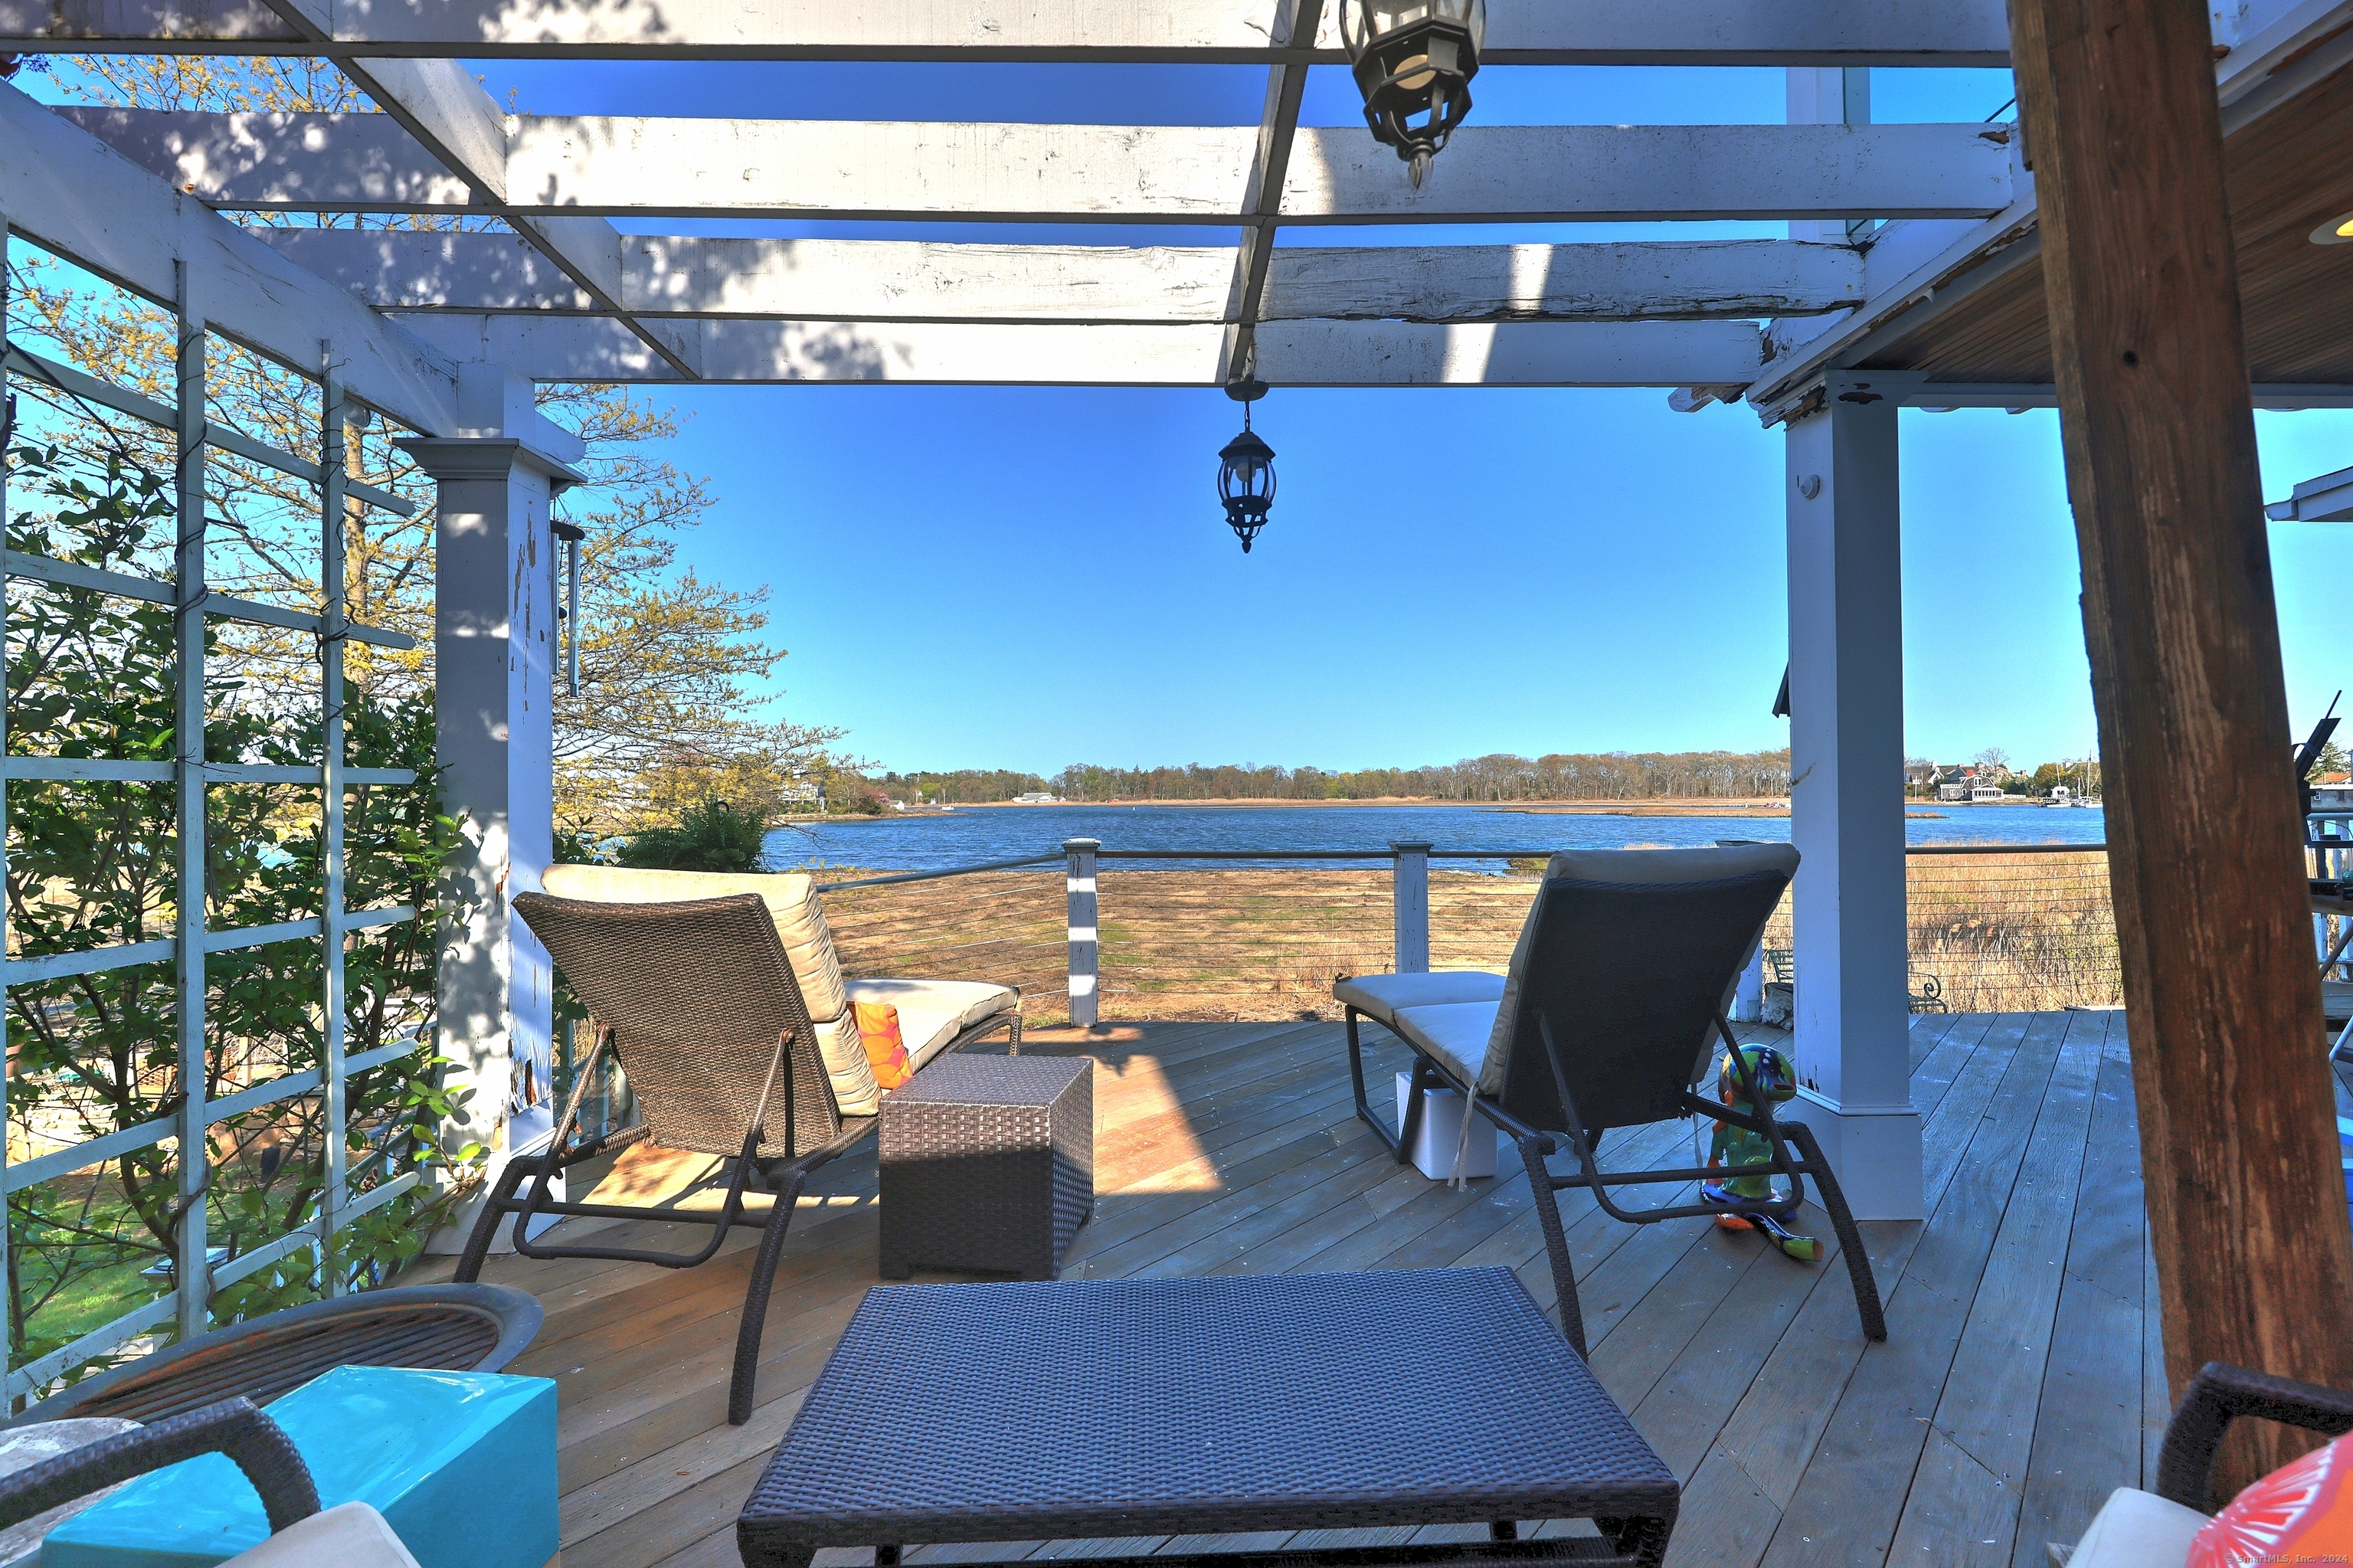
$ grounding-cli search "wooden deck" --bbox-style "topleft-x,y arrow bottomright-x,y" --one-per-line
407,1010 -> 2157,1568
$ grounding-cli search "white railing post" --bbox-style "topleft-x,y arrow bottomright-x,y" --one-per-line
1392,841 -> 1432,974
1066,838 -> 1101,1027
1733,939 -> 1766,1023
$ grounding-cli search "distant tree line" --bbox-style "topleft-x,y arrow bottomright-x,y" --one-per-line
877,751 -> 1793,804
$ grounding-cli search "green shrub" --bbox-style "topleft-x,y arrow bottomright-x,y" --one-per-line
616,799 -> 770,872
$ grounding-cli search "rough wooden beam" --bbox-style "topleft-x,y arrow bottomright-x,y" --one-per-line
2008,0 -> 2353,1496
0,0 -> 2010,64
385,315 -> 1768,386
0,80 -> 457,432
1747,0 -> 2353,417
61,111 -> 2016,223
254,229 -> 1864,322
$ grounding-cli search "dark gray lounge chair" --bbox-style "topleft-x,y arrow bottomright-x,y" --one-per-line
1335,844 -> 1887,1354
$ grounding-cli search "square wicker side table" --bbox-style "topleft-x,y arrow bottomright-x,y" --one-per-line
879,1054 -> 1093,1281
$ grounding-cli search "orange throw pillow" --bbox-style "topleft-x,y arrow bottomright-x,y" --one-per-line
2191,1429 -> 2353,1567
855,1001 -> 911,1091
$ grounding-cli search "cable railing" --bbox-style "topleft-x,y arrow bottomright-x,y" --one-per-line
785,837 -> 2133,1025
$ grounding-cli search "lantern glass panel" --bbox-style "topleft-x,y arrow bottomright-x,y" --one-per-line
1342,0 -> 1484,54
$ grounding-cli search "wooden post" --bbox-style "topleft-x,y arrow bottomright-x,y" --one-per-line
2008,0 -> 2353,1492
1392,842 -> 1432,975
1065,838 -> 1100,1028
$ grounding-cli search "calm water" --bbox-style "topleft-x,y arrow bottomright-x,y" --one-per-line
761,802 -> 2106,876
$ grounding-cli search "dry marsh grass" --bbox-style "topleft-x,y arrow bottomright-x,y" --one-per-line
812,853 -> 2122,1024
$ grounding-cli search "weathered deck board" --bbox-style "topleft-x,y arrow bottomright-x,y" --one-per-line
410,1012 -> 2149,1568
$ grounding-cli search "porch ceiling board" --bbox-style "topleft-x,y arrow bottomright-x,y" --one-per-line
1854,49 -> 2353,388
0,0 -> 2011,64
251,230 -> 1866,322
384,314 -> 1769,385
55,110 -> 2016,224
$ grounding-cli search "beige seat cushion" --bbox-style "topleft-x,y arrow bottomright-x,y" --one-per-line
1389,1001 -> 1500,1092
222,1503 -> 421,1568
1333,972 -> 1507,1030
846,978 -> 1018,1070
538,864 -> 882,1116
2059,1487 -> 2204,1568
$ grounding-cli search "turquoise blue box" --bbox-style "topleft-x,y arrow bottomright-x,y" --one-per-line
44,1365 -> 557,1568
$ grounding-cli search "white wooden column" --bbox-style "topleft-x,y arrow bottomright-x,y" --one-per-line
1785,376 -> 1923,1220
400,413 -> 582,1250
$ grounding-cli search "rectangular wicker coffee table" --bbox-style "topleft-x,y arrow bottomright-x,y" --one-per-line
738,1268 -> 1679,1568
879,1054 -> 1092,1280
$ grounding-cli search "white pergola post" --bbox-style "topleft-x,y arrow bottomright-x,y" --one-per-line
401,369 -> 584,1251
1783,378 -> 1923,1221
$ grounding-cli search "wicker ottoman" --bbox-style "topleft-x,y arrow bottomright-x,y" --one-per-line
879,1055 -> 1093,1282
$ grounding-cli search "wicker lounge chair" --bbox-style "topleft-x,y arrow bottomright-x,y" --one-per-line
0,1397 -> 421,1567
2056,1360 -> 2353,1563
1334,844 -> 1887,1354
454,889 -> 1010,1426
538,865 -> 1022,1079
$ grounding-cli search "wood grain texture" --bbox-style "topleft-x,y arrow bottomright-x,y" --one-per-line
1860,52 -> 2353,386
2006,0 -> 2353,1494
427,1016 -> 2146,1568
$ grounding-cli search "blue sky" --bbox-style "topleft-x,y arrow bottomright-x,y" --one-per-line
44,57 -> 2353,775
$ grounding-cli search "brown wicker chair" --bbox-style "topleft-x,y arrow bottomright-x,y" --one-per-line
454,891 -> 901,1425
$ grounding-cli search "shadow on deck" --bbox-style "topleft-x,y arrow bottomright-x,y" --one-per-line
403,1010 -> 2149,1568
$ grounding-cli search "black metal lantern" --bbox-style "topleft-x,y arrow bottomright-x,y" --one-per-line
1216,380 -> 1276,554
1337,0 -> 1487,186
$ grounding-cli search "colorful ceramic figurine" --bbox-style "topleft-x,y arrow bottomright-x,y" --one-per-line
1703,1043 -> 1822,1262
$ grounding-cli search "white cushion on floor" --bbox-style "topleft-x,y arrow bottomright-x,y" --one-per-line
1334,972 -> 1507,1029
1389,1000 -> 1502,1092
221,1503 -> 421,1568
2059,1487 -> 2205,1568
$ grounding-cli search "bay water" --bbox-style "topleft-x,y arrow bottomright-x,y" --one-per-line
762,801 -> 2104,876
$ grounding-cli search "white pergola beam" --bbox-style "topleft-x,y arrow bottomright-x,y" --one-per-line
219,0 -> 702,376
0,80 -> 457,432
386,316 -> 1769,386
253,229 -> 1865,322
0,0 -> 2009,64
61,113 -> 2015,223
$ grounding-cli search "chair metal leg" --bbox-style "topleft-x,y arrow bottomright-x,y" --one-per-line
1782,1118 -> 1888,1342
1514,1131 -> 1587,1357
729,1170 -> 809,1426
1395,1055 -> 1432,1165
1344,1007 -> 1400,1153
451,1156 -> 537,1284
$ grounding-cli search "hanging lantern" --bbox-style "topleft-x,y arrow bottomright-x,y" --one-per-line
1337,0 -> 1487,186
1216,380 -> 1276,554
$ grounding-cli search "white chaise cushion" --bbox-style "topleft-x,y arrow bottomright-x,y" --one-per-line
2060,1487 -> 2204,1568
1334,972 -> 1507,1029
537,864 -> 880,1115
221,1503 -> 421,1568
846,978 -> 1019,1071
1389,1001 -> 1502,1092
